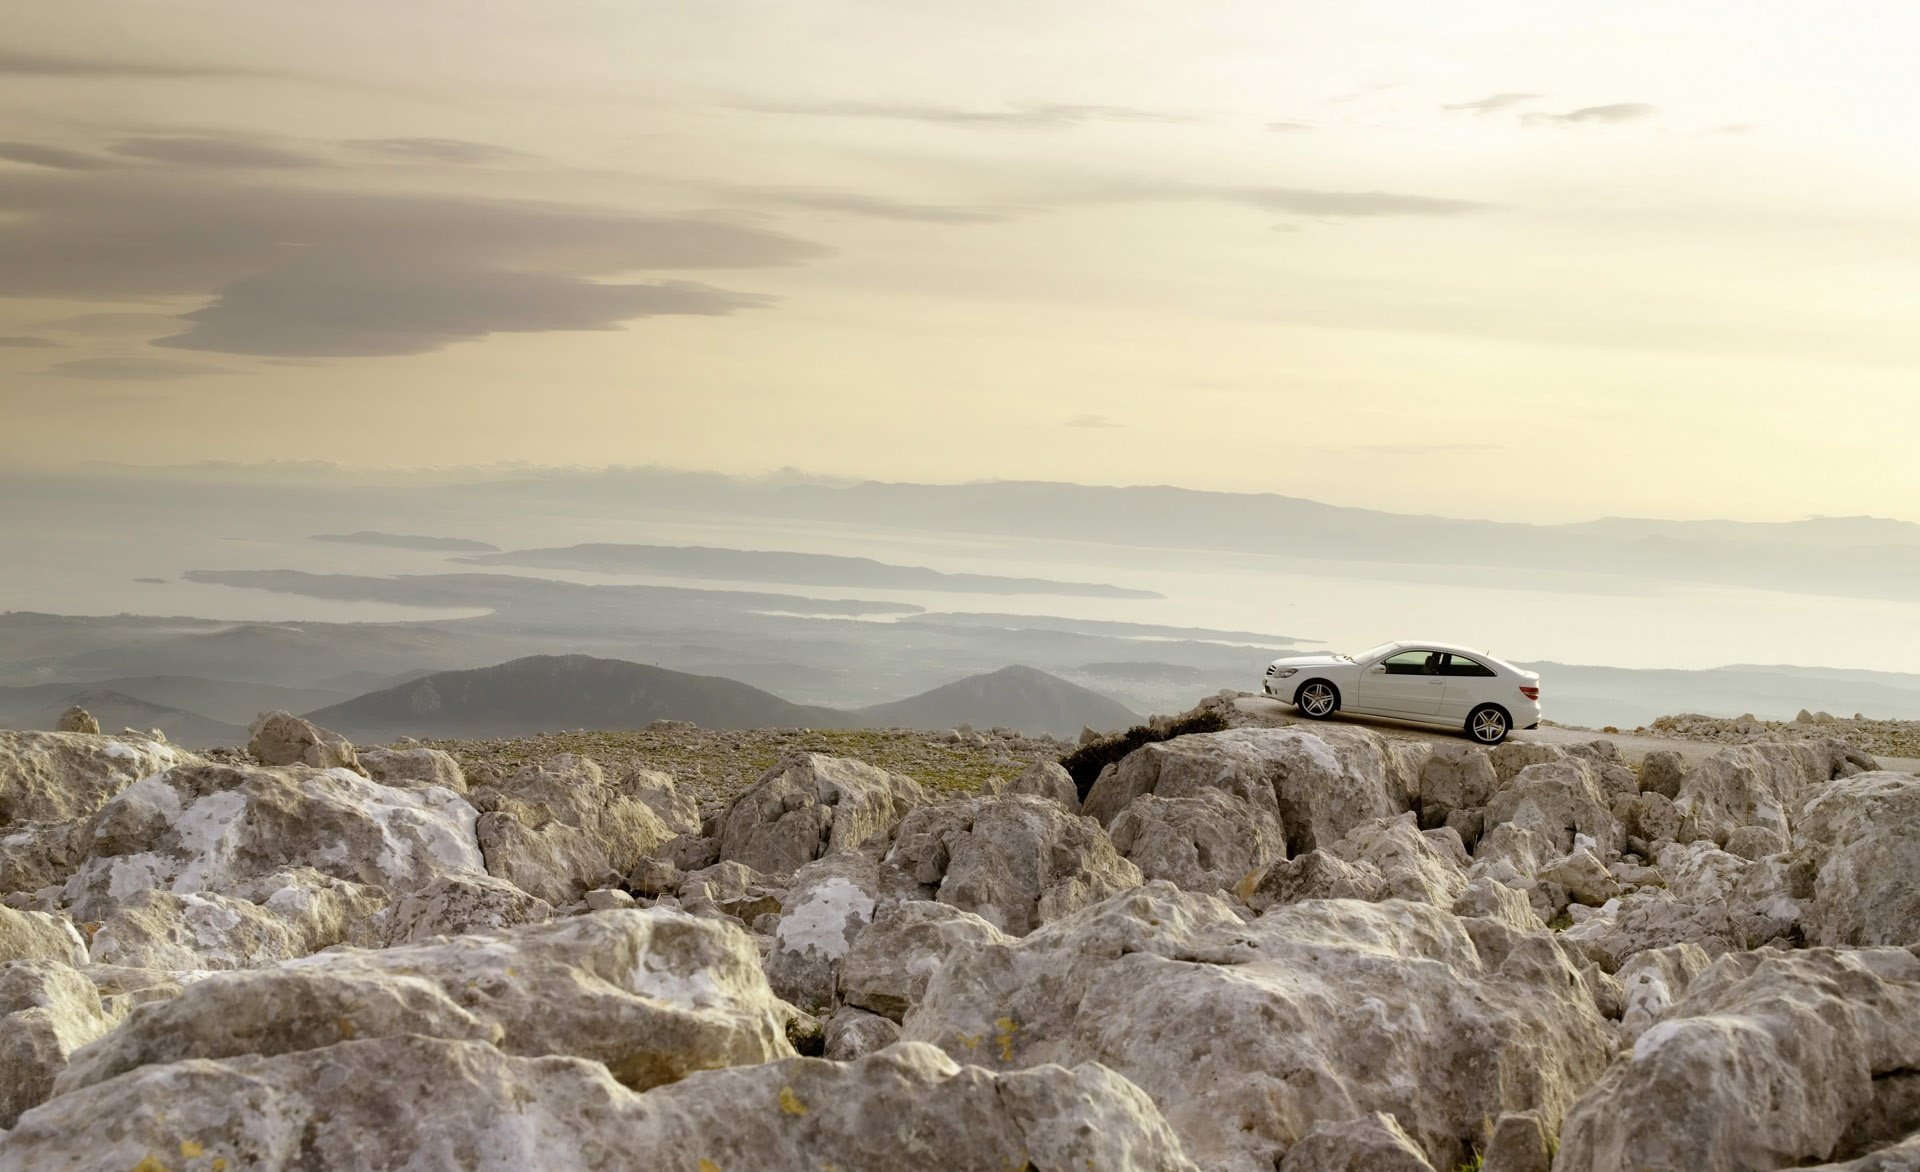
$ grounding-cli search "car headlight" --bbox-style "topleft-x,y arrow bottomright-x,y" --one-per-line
1268,667 -> 1297,679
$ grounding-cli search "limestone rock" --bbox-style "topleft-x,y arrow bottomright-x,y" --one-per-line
884,794 -> 1142,935
0,905 -> 87,967
247,710 -> 360,772
677,860 -> 786,925
765,853 -> 879,1013
1672,741 -> 1854,848
1418,743 -> 1498,829
1481,758 -> 1625,859
470,753 -> 675,904
53,706 -> 98,735
717,752 -> 928,875
981,758 -> 1081,810
0,729 -> 193,825
1538,848 -> 1620,907
1,1037 -> 1201,1172
374,872 -> 555,945
1637,750 -> 1688,799
1480,1110 -> 1554,1172
1797,771 -> 1920,947
842,899 -> 1011,1022
85,880 -> 390,970
905,882 -> 1614,1171
0,959 -> 115,1127
1616,942 -> 1713,1041
1451,875 -> 1543,931
824,1006 -> 902,1060
585,887 -> 635,910
58,908 -> 796,1096
0,817 -> 87,898
355,744 -> 466,792
1276,1112 -> 1436,1171
1555,947 -> 1920,1172
1244,814 -> 1467,913
1109,788 -> 1288,894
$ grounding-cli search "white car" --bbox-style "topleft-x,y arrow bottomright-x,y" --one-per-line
1262,640 -> 1541,745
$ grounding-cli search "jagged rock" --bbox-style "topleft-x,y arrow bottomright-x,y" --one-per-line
1559,840 -> 1804,972
623,768 -> 702,836
628,856 -> 680,897
1481,758 -> 1625,859
1671,741 -> 1855,848
1480,1111 -> 1553,1172
469,754 -> 674,904
1276,1112 -> 1436,1171
1798,772 -> 1920,947
1243,814 -> 1467,913
57,908 -> 795,1096
824,1005 -> 901,1060
1418,743 -> 1498,829
1109,789 -> 1288,893
86,880 -> 390,970
585,887 -> 635,910
0,817 -> 87,897
0,959 -> 115,1127
765,853 -> 879,1013
1616,942 -> 1712,1040
0,730 -> 192,825
678,860 -> 786,925
716,752 -> 929,875
53,707 -> 98,735
980,759 -> 1081,810
1556,947 -> 1920,1172
372,872 -> 554,945
1084,727 -> 1420,854
355,744 -> 466,792
1723,823 -> 1789,859
0,905 -> 86,966
1614,790 -> 1687,851
1538,849 -> 1620,907
905,882 -> 1613,1172
247,710 -> 359,772
0,1038 -> 1200,1172
1637,750 -> 1688,799
1452,875 -> 1543,931
841,899 -> 1011,1022
884,794 -> 1142,935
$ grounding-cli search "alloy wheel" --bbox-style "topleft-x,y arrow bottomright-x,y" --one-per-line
1472,708 -> 1508,743
1300,683 -> 1336,717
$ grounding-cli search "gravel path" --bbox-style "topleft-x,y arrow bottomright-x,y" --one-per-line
1232,694 -> 1920,773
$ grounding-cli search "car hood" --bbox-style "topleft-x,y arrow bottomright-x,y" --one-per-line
1266,653 -> 1352,670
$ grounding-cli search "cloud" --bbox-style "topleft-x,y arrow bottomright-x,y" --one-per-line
345,138 -> 534,164
1443,93 -> 1542,114
0,170 -> 825,357
1531,103 -> 1656,125
0,141 -> 112,170
0,336 -> 57,348
111,136 -> 324,169
1266,121 -> 1313,133
42,356 -> 234,380
1351,442 -> 1506,456
747,101 -> 1187,128
744,188 -> 1019,224
40,312 -> 186,337
0,49 -> 250,79
1065,413 -> 1120,428
1231,187 -> 1488,217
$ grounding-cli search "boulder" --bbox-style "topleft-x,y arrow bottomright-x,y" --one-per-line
884,794 -> 1142,936
1555,947 -> 1920,1172
0,730 -> 193,825
1084,727 -> 1419,854
247,710 -> 359,772
717,752 -> 928,876
1,1038 -> 1201,1172
1276,1112 -> 1436,1171
1243,813 -> 1467,912
1417,744 -> 1498,829
765,853 -> 880,1013
1109,788 -> 1288,894
469,754 -> 676,905
981,759 -> 1082,810
1671,741 -> 1854,848
905,882 -> 1614,1172
355,744 -> 466,792
824,1006 -> 901,1060
1451,875 -> 1543,931
53,707 -> 98,735
1637,751 -> 1688,799
1480,1111 -> 1554,1172
841,899 -> 1011,1022
1616,942 -> 1713,1041
677,860 -> 786,925
57,908 -> 796,1096
1797,771 -> 1920,947
370,872 -> 555,945
0,905 -> 87,966
1480,758 -> 1625,859
0,959 -> 117,1127
85,880 -> 389,970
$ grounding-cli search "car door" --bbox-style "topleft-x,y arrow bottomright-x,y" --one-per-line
1352,648 -> 1446,717
1438,652 -> 1498,722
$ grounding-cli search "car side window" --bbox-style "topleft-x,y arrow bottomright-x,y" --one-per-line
1442,653 -> 1497,677
1382,650 -> 1439,675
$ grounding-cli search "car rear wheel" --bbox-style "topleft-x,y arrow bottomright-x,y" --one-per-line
1295,680 -> 1339,719
1467,704 -> 1511,745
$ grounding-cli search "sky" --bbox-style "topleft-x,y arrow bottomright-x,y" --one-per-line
3,1 -> 1918,523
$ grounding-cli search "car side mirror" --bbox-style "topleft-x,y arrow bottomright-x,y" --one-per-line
1369,665 -> 1386,674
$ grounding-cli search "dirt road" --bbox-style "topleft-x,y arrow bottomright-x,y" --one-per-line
1232,694 -> 1920,773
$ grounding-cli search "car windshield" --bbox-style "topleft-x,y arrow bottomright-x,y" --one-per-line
1350,642 -> 1399,663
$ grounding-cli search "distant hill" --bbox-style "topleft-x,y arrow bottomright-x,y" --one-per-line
1518,661 -> 1920,728
0,688 -> 245,748
854,665 -> 1138,738
313,531 -> 499,552
306,654 -> 850,741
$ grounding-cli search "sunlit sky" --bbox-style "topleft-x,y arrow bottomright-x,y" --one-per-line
4,1 -> 1918,523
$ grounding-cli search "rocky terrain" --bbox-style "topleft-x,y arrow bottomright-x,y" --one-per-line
2,697 -> 1918,1170
1626,711 -> 1920,761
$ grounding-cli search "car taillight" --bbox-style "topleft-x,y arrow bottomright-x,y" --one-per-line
1519,685 -> 1540,701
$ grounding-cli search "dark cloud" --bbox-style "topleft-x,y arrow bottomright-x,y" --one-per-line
1231,187 -> 1488,217
111,136 -> 325,169
0,171 -> 824,357
0,336 -> 58,348
748,101 -> 1187,128
1531,103 -> 1656,125
746,188 -> 1018,224
42,356 -> 233,380
0,49 -> 250,79
1443,93 -> 1541,114
345,138 -> 534,164
0,142 -> 112,171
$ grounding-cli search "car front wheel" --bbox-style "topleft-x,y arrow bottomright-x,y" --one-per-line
1467,704 -> 1511,745
1295,680 -> 1339,719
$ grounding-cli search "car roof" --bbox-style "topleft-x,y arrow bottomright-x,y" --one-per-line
1378,640 -> 1515,665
